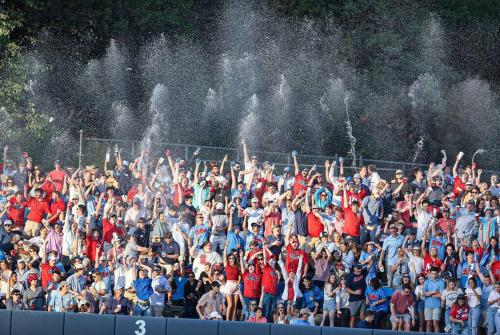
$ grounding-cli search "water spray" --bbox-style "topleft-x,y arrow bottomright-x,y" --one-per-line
472,149 -> 485,165
344,91 -> 357,168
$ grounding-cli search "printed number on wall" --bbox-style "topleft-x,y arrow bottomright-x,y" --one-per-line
135,320 -> 146,335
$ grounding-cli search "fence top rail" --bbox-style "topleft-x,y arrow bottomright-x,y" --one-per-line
83,137 -> 499,175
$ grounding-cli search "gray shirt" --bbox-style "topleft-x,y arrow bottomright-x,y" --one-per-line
362,196 -> 383,226
66,273 -> 85,293
210,214 -> 228,237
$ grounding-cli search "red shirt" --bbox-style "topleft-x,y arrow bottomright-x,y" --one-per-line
47,170 -> 67,193
342,206 -> 363,237
307,212 -> 324,238
285,244 -> 308,274
423,255 -> 443,275
50,198 -> 66,217
287,278 -> 295,301
450,304 -> 469,321
242,271 -> 262,299
264,211 -> 281,236
293,174 -> 308,196
225,264 -> 240,281
127,187 -> 138,204
86,236 -> 102,262
40,180 -> 55,202
173,185 -> 193,207
24,198 -> 50,223
8,197 -> 25,226
493,261 -> 500,282
262,265 -> 279,295
454,177 -> 465,197
346,188 -> 368,204
437,218 -> 456,235
102,218 -> 125,244
41,263 -> 58,289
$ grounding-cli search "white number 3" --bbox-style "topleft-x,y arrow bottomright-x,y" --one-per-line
135,320 -> 146,335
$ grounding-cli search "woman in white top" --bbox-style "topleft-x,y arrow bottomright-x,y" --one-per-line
465,277 -> 482,335
441,280 -> 463,331
273,302 -> 289,324
321,274 -> 339,327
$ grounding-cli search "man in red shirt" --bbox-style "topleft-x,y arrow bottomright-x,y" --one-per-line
285,233 -> 309,275
8,191 -> 25,228
102,213 -> 125,245
48,191 -> 66,224
85,221 -> 102,263
47,160 -> 67,193
422,246 -> 443,276
23,188 -> 51,238
262,245 -> 280,321
307,207 -> 324,239
40,246 -> 59,289
342,183 -> 364,243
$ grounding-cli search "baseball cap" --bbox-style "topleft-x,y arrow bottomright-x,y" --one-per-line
395,169 -> 404,174
215,202 -> 224,210
3,219 -> 13,226
408,228 -> 417,235
299,308 -> 311,315
251,197 -> 259,203
74,264 -> 84,270
353,263 -> 363,269
208,311 -> 222,319
320,231 -> 328,238
48,255 -> 58,261
353,173 -> 361,179
389,224 -> 398,229
465,181 -> 473,185
59,281 -> 69,288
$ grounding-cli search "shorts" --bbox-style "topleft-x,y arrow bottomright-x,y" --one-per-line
323,299 -> 336,312
424,307 -> 441,321
390,314 -> 412,323
221,280 -> 239,295
417,300 -> 425,312
349,300 -> 365,317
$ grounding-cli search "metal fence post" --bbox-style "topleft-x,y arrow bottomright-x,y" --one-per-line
185,146 -> 189,161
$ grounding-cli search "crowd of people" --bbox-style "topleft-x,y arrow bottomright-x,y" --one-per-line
0,141 -> 499,334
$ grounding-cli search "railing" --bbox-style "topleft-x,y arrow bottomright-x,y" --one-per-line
80,136 -> 499,180
0,309 -> 441,335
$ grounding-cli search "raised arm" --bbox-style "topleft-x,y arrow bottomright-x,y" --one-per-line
293,154 -> 299,176
242,140 -> 249,164
452,153 -> 461,178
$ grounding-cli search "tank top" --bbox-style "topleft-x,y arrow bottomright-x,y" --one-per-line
225,264 -> 239,281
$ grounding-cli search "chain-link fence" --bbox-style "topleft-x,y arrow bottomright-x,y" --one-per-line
81,137 -> 499,180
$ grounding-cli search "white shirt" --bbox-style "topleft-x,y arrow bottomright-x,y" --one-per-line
243,207 -> 264,226
417,208 -> 432,240
408,254 -> 424,276
465,287 -> 482,308
150,275 -> 171,306
124,207 -> 149,228
488,289 -> 499,308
